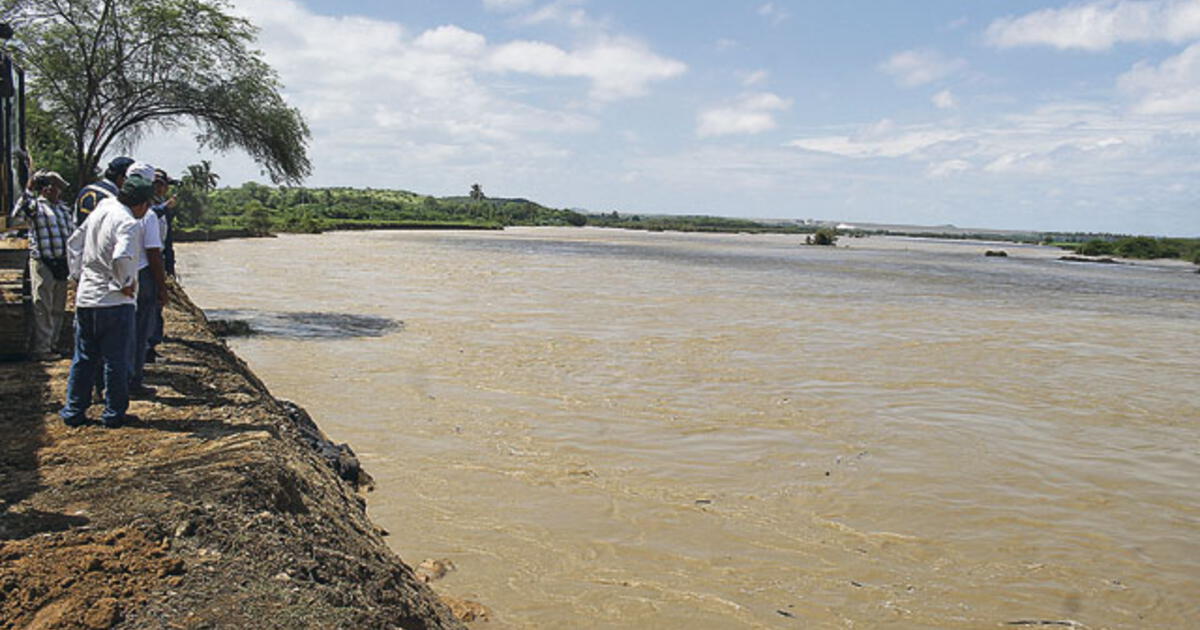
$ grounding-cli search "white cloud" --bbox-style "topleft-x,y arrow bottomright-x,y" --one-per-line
414,25 -> 488,56
742,69 -> 770,87
932,89 -> 958,109
716,38 -> 739,51
517,1 -> 604,30
788,103 -> 1199,180
879,49 -> 967,87
697,92 -> 792,138
489,37 -> 686,100
757,3 -> 790,25
790,121 -> 965,159
211,0 -> 703,190
1119,41 -> 1200,113
986,0 -> 1200,51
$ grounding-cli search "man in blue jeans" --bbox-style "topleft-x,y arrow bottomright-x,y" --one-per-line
125,162 -> 168,398
60,173 -> 155,428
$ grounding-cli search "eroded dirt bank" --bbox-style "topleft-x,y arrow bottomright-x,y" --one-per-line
0,283 -> 465,629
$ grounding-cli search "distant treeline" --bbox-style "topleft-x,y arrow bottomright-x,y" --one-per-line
174,183 -> 1199,266
1051,232 -> 1200,262
178,183 -> 587,234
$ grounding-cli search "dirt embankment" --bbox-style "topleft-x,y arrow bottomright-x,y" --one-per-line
0,283 -> 467,629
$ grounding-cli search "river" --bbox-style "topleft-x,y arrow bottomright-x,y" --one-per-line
178,228 -> 1199,629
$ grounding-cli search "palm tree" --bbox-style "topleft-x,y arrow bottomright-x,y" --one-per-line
184,160 -> 220,194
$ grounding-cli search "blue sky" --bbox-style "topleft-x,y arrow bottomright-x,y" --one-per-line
144,0 -> 1200,235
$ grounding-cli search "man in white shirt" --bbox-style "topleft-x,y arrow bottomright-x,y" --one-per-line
60,173 -> 155,428
125,162 -> 169,398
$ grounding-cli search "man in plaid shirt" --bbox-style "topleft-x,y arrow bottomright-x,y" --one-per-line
10,169 -> 74,360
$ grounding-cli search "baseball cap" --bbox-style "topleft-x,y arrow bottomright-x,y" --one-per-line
154,168 -> 179,186
125,161 -> 155,182
121,174 -> 155,205
105,156 -> 135,181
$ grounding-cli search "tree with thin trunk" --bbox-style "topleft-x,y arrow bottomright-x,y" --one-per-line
2,0 -> 311,187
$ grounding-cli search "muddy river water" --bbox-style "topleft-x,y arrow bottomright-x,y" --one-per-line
178,228 -> 1199,629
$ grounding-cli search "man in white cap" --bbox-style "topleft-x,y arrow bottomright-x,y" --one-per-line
124,161 -> 169,398
60,171 -> 155,428
10,166 -> 74,360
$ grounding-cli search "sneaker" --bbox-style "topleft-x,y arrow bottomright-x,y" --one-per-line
62,414 -> 88,427
129,384 -> 157,399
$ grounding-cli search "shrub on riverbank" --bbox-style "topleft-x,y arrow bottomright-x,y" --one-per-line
1068,236 -> 1200,261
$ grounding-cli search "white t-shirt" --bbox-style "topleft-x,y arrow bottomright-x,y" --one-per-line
73,197 -> 143,308
137,210 -> 163,270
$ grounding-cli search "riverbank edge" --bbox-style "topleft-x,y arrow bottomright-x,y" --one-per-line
173,221 -> 500,242
0,283 -> 468,629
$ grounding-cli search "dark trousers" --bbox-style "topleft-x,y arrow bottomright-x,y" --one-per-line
131,267 -> 158,388
61,304 -> 135,425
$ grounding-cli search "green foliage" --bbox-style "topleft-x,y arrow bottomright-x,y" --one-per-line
198,185 -> 584,230
1115,236 -> 1174,259
1065,235 -> 1200,261
8,0 -> 310,186
174,161 -> 220,227
25,93 -> 77,186
807,227 -> 839,246
1077,239 -> 1116,257
240,200 -> 273,236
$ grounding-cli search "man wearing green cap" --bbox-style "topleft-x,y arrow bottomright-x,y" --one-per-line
60,173 -> 155,428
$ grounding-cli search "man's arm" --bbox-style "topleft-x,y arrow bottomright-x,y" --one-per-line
112,220 -> 142,296
145,248 -> 169,306
9,190 -> 35,224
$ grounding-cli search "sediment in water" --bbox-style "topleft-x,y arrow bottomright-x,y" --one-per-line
0,282 -> 465,629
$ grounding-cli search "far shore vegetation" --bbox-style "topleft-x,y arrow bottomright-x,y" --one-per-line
166,177 -> 1199,269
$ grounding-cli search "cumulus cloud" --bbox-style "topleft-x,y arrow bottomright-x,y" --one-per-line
206,0 -> 695,191
879,49 -> 967,87
697,92 -> 793,138
489,37 -> 686,100
932,89 -> 958,109
985,0 -> 1200,51
1119,41 -> 1200,113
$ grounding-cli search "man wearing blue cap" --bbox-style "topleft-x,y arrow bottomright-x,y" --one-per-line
60,172 -> 155,428
74,156 -> 133,225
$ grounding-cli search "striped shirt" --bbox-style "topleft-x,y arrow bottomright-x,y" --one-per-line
10,192 -> 75,260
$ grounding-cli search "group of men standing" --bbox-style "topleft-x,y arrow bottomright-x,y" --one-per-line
8,156 -> 179,428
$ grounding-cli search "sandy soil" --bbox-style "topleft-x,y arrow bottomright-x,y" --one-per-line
0,283 -> 467,629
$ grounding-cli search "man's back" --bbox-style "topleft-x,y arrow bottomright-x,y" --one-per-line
74,197 -> 141,308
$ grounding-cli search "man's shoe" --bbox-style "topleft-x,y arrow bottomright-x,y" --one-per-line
129,384 -> 157,399
62,414 -> 88,427
145,348 -> 158,363
102,413 -> 137,429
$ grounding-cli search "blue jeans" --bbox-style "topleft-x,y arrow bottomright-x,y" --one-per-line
61,304 -> 135,425
131,267 -> 158,388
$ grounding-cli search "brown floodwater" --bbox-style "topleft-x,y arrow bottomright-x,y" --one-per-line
178,228 -> 1199,629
